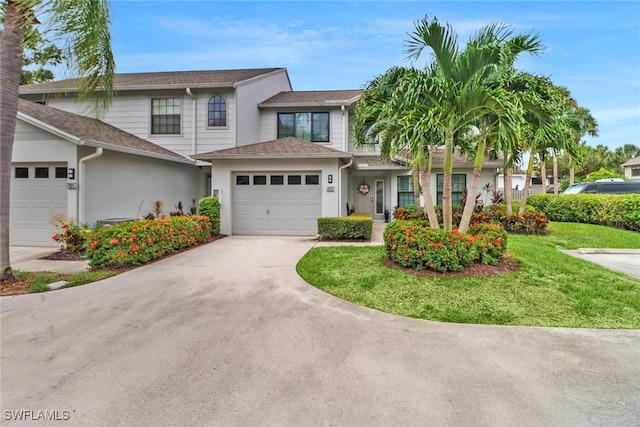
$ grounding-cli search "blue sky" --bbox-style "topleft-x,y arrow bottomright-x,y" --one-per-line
106,0 -> 639,150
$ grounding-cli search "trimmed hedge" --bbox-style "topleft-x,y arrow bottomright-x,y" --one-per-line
86,215 -> 214,268
318,214 -> 373,240
196,196 -> 221,235
384,220 -> 508,272
528,193 -> 640,231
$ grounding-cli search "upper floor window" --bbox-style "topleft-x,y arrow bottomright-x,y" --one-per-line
208,96 -> 227,127
151,97 -> 181,135
277,112 -> 329,142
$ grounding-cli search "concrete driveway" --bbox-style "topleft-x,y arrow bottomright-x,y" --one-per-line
2,236 -> 639,426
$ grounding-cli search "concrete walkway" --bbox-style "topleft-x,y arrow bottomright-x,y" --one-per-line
2,236 -> 639,426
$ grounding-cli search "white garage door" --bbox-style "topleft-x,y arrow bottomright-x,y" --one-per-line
10,164 -> 68,246
233,172 -> 321,235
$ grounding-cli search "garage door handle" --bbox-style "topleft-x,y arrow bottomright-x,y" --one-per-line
267,209 -> 270,215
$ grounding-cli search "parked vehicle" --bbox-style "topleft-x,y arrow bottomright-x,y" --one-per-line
563,181 -> 640,194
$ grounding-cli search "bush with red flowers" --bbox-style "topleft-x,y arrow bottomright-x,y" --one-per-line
86,215 -> 214,269
384,220 -> 508,272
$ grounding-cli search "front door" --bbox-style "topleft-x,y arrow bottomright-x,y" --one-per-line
353,177 -> 385,221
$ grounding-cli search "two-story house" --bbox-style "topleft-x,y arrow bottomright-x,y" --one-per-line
12,67 -> 501,245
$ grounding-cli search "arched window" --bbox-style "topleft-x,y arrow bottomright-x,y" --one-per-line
208,96 -> 226,127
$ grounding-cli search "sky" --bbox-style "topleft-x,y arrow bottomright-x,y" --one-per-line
99,1 -> 640,150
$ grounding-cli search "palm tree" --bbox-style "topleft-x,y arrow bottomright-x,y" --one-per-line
404,17 -> 541,231
353,66 -> 441,228
1,0 -> 115,281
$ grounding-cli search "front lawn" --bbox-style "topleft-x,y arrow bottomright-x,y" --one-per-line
297,222 -> 640,328
2,270 -> 119,296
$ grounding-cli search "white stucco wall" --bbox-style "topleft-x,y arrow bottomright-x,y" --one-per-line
209,158 -> 342,235
81,148 -> 203,225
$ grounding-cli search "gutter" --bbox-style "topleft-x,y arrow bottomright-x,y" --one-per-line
78,147 -> 103,223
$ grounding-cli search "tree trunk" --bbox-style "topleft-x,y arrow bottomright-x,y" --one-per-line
540,153 -> 547,193
412,163 -> 420,208
458,136 -> 485,233
553,150 -> 559,194
442,132 -> 454,231
569,154 -> 575,185
419,157 -> 439,229
519,153 -> 535,215
504,167 -> 513,215
1,1 -> 28,281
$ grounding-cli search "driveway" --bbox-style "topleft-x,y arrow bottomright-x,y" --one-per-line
2,236 -> 639,426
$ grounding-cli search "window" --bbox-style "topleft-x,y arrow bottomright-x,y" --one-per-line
397,175 -> 415,207
632,167 -> 640,177
55,167 -> 68,179
208,96 -> 226,127
15,167 -> 28,179
151,97 -> 181,134
375,180 -> 384,215
253,175 -> 267,185
305,175 -> 319,185
236,175 -> 250,185
436,174 -> 467,206
277,112 -> 329,142
271,175 -> 284,185
288,175 -> 302,185
35,167 -> 49,178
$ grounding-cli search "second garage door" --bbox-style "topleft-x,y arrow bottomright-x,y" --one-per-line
233,172 -> 321,235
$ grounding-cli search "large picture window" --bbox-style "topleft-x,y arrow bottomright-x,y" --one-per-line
208,95 -> 226,127
436,174 -> 467,206
151,97 -> 181,134
397,175 -> 415,207
277,112 -> 329,142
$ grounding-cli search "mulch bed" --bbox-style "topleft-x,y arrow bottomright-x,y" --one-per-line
383,255 -> 520,277
1,235 -> 227,297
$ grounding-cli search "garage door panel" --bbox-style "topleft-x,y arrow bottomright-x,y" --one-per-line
233,172 -> 321,236
10,164 -> 67,246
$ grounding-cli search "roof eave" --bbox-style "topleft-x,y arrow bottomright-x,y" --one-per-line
85,140 -> 196,164
194,153 -> 351,161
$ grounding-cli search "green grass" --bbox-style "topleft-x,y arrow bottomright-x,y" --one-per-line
297,222 -> 640,328
14,270 -> 119,293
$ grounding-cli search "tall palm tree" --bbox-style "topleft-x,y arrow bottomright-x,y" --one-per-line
1,0 -> 115,281
404,17 -> 541,231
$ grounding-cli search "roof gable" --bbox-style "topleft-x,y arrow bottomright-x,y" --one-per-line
194,137 -> 352,160
17,99 -> 193,164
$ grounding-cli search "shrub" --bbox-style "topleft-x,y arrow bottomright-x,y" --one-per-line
196,196 -> 221,235
52,221 -> 92,252
318,214 -> 373,240
528,193 -> 640,231
86,215 -> 213,268
384,220 -> 508,272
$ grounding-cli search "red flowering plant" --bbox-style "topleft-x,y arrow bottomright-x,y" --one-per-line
384,220 -> 508,272
52,221 -> 92,252
86,215 -> 214,269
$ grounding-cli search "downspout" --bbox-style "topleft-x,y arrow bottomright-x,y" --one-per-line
341,104 -> 347,152
78,147 -> 103,223
338,158 -> 353,217
186,87 -> 196,155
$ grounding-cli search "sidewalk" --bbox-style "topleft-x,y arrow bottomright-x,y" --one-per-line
9,246 -> 90,274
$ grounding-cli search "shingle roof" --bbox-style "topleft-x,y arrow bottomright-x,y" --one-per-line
19,68 -> 286,94
17,99 -> 193,163
194,137 -> 352,160
622,157 -> 640,167
259,90 -> 362,107
394,148 -> 503,168
353,155 -> 406,170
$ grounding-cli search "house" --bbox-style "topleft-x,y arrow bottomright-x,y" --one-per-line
622,157 -> 640,181
13,68 -> 502,245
